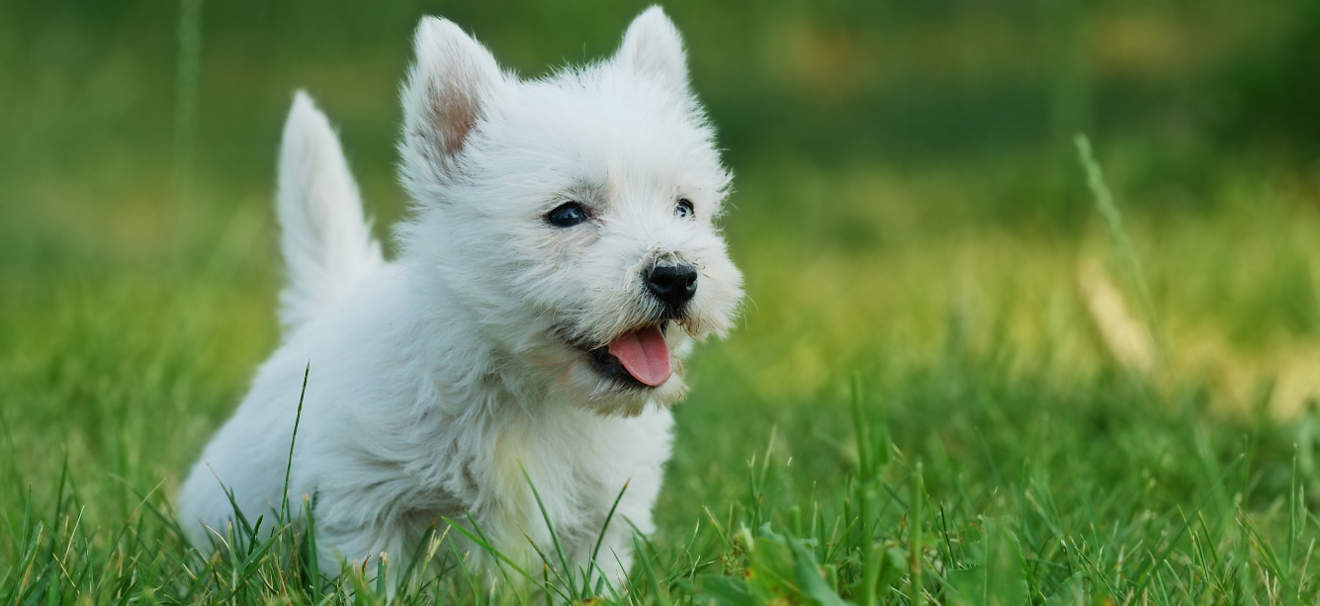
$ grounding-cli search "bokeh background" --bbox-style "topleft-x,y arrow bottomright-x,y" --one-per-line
3,0 -> 1320,571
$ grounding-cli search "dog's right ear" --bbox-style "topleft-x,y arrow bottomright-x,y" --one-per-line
616,7 -> 689,94
399,17 -> 504,198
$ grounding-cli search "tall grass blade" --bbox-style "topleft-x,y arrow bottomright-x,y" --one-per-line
281,364 -> 310,525
1073,133 -> 1164,361
909,461 -> 925,606
519,464 -> 572,589
174,0 -> 204,201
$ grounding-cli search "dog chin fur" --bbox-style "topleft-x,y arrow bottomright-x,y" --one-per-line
176,6 -> 741,590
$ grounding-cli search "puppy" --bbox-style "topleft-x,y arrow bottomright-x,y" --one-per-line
177,6 -> 741,590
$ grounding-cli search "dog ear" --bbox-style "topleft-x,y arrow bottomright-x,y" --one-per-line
616,6 -> 689,93
399,17 -> 504,196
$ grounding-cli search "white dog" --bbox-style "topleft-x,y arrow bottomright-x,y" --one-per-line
177,6 -> 742,590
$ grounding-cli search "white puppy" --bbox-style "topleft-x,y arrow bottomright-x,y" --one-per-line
177,6 -> 742,590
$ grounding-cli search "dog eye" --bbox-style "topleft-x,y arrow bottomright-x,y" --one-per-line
546,202 -> 589,227
675,198 -> 694,219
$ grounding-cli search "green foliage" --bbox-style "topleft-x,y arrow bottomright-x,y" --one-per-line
3,0 -> 1320,604
4,289 -> 1320,603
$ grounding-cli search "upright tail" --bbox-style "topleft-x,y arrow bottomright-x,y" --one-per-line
276,91 -> 385,333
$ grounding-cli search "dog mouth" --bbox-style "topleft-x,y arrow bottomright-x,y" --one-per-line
583,322 -> 672,388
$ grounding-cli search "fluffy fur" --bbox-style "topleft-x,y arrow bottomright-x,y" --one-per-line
177,7 -> 742,589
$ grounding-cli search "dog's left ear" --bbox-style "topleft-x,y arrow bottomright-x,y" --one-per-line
616,6 -> 689,92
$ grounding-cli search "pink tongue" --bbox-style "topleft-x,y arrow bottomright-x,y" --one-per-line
607,326 -> 672,386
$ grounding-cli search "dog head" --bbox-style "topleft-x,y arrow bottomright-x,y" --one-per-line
396,8 -> 741,414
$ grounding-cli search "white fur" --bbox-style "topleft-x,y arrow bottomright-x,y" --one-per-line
277,92 -> 384,332
178,6 -> 741,590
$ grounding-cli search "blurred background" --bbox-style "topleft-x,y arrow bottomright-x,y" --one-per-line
2,1 -> 1319,516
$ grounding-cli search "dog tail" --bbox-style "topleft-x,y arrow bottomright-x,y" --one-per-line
276,91 -> 385,333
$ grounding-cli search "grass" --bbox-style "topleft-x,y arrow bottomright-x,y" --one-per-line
3,158 -> 1319,602
4,1 -> 1320,603
4,316 -> 1319,603
5,148 -> 1320,605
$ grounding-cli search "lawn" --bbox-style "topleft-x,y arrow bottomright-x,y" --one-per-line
3,1 -> 1319,604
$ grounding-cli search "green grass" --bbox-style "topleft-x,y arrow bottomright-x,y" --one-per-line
4,297 -> 1319,603
4,155 -> 1320,602
4,1 -> 1320,603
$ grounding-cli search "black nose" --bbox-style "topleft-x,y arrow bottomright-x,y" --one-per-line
645,263 -> 698,310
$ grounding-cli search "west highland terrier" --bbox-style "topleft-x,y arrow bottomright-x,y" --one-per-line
177,6 -> 742,590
